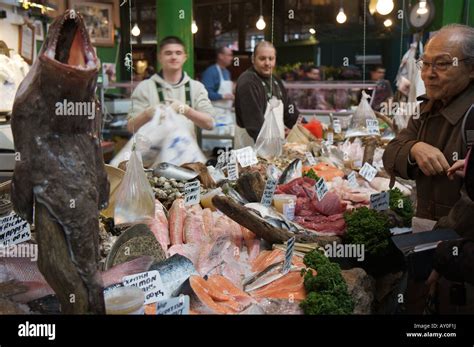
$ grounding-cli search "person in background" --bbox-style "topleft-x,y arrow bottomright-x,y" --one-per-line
126,36 -> 214,136
301,65 -> 321,81
370,64 -> 393,111
234,41 -> 299,148
201,47 -> 234,103
143,66 -> 155,80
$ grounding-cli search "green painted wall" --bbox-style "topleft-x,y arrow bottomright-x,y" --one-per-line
156,0 -> 195,78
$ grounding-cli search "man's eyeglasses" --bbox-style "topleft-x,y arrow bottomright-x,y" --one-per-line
416,57 -> 470,72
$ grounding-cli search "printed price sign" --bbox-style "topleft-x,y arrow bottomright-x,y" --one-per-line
283,201 -> 295,221
123,270 -> 168,305
333,119 -> 342,134
347,171 -> 358,188
233,147 -> 258,168
315,178 -> 329,201
184,181 -> 200,206
370,191 -> 390,211
326,132 -> 334,145
366,119 -> 380,136
359,162 -> 378,182
305,152 -> 316,165
261,179 -> 278,207
0,212 -> 31,248
227,161 -> 239,181
282,236 -> 296,275
156,296 -> 190,315
215,151 -> 228,171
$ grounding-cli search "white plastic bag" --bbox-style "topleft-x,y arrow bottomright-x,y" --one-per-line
153,106 -> 207,166
346,91 -> 378,138
255,100 -> 283,160
111,105 -> 206,167
114,149 -> 155,225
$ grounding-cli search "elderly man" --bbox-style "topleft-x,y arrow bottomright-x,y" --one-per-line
383,24 -> 474,236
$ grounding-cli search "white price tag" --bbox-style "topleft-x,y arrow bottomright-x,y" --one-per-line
227,161 -> 239,181
123,271 -> 168,305
232,147 -> 258,168
366,119 -> 380,136
215,152 -> 227,171
155,295 -> 190,315
0,212 -> 31,248
370,191 -> 390,211
347,171 -> 358,188
327,132 -> 334,145
333,119 -> 342,134
184,181 -> 201,206
315,178 -> 329,201
283,201 -> 295,221
359,162 -> 378,182
305,152 -> 316,165
282,236 -> 296,275
261,179 -> 278,207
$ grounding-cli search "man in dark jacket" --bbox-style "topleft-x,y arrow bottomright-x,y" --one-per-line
383,24 -> 474,237
234,41 -> 299,148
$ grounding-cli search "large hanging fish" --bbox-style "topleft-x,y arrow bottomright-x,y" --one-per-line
10,10 -> 109,314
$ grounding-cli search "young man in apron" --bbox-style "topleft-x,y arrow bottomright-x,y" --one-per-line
234,41 -> 299,149
126,36 -> 214,137
111,36 -> 215,167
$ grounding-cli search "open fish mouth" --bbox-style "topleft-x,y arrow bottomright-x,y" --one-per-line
44,10 -> 97,70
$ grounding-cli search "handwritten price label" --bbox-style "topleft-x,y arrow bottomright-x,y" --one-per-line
359,162 -> 378,182
261,179 -> 278,207
366,119 -> 380,136
184,181 -> 200,206
370,191 -> 390,211
315,178 -> 329,201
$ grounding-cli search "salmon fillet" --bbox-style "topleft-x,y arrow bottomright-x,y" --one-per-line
249,272 -> 306,301
169,199 -> 186,245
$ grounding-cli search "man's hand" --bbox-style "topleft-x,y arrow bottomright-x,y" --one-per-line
223,93 -> 235,101
410,142 -> 450,176
167,99 -> 191,116
143,106 -> 156,122
447,160 -> 465,180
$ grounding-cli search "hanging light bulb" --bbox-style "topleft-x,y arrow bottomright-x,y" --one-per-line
417,0 -> 428,15
131,23 -> 140,37
191,20 -> 198,34
336,8 -> 347,24
383,19 -> 393,27
256,15 -> 266,30
309,28 -> 316,35
376,0 -> 394,15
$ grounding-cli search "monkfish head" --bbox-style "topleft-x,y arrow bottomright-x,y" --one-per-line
40,9 -> 99,73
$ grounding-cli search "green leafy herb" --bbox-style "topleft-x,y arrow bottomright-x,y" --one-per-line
344,207 -> 391,256
389,188 -> 414,227
300,250 -> 354,315
304,168 -> 320,181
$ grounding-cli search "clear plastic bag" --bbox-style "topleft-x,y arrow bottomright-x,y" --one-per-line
255,100 -> 283,160
114,149 -> 155,225
346,91 -> 378,138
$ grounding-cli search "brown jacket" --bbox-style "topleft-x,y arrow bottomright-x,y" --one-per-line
383,83 -> 474,237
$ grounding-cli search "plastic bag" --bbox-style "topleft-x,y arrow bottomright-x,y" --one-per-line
152,106 -> 207,166
110,107 -> 165,168
346,91 -> 378,138
111,105 -> 206,168
114,149 -> 155,225
255,99 -> 283,160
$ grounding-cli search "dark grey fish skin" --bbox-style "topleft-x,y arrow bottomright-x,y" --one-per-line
148,254 -> 198,297
278,159 -> 302,185
10,10 -> 109,314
